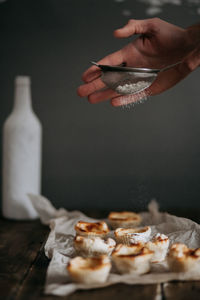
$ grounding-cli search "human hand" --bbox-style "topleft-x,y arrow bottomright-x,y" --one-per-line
77,18 -> 200,106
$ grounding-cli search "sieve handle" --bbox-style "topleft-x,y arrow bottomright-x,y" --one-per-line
160,61 -> 182,72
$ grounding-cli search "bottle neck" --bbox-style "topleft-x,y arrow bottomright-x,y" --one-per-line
13,80 -> 32,113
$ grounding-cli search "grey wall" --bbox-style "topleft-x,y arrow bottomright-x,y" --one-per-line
0,0 -> 200,212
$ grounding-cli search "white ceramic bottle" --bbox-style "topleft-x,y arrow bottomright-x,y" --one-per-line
2,76 -> 42,219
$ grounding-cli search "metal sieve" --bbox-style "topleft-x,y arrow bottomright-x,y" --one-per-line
92,61 -> 181,95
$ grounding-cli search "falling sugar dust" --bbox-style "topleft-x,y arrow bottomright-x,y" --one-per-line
119,89 -> 150,110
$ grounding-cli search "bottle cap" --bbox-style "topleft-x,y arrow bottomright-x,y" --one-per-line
15,76 -> 31,85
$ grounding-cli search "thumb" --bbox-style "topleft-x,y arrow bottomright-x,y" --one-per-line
114,18 -> 156,39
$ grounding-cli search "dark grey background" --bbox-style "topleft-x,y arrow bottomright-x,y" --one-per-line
0,0 -> 200,212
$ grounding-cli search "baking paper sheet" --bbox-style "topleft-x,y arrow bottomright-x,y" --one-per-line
29,194 -> 200,297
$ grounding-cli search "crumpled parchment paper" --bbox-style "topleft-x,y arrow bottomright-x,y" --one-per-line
28,194 -> 200,297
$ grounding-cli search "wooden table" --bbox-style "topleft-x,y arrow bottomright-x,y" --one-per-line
1,212 -> 200,300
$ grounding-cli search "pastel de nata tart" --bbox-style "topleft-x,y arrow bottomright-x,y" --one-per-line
167,243 -> 200,272
114,226 -> 151,245
75,221 -> 110,238
112,243 -> 153,275
74,235 -> 116,256
67,255 -> 111,284
108,211 -> 141,229
145,233 -> 169,263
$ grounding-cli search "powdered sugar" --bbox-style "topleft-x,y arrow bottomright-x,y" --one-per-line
116,81 -> 151,95
74,236 -> 116,256
154,233 -> 168,240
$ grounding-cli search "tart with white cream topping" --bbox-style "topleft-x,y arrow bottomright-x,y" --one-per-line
114,226 -> 151,245
74,235 -> 116,256
145,233 -> 169,263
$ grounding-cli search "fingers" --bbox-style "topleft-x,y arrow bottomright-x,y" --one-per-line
81,19 -> 152,84
77,77 -> 105,97
114,18 -> 157,39
88,89 -> 118,104
81,66 -> 101,83
82,49 -> 124,83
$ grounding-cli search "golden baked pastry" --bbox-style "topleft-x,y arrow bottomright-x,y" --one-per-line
112,243 -> 153,275
108,211 -> 141,229
167,243 -> 200,272
67,255 -> 111,284
114,226 -> 151,245
145,233 -> 169,263
74,235 -> 116,256
75,221 -> 109,238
